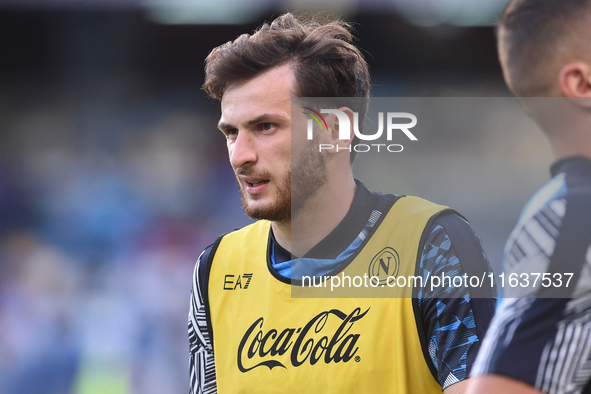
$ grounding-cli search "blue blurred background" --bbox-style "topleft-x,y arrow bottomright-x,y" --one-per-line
0,0 -> 551,393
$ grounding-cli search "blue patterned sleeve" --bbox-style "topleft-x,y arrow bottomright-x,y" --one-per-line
416,213 -> 497,389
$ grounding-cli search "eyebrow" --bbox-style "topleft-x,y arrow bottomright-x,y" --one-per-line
217,113 -> 288,131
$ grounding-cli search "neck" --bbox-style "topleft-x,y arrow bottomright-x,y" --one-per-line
530,96 -> 591,162
271,174 -> 357,257
545,114 -> 591,162
548,134 -> 591,162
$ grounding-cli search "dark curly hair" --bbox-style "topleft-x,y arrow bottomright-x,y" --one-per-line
203,13 -> 371,163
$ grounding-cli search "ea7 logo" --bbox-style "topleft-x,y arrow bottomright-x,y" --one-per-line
224,273 -> 254,290
304,108 -> 418,141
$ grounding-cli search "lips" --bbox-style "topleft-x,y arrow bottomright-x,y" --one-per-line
240,176 -> 270,195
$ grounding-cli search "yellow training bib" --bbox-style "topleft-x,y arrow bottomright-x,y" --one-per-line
207,196 -> 446,393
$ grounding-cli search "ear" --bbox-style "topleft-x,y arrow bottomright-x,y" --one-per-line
330,107 -> 355,147
559,62 -> 591,98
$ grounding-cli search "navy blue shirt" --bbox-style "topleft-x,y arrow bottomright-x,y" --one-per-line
472,156 -> 591,393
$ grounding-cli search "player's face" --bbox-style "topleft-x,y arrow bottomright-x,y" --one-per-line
219,65 -> 328,221
219,65 -> 293,221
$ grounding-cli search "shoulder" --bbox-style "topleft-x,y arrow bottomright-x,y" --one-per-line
194,220 -> 271,295
512,159 -> 591,232
516,172 -> 568,226
426,211 -> 487,261
217,220 -> 270,245
428,210 -> 479,245
423,211 -> 491,287
503,183 -> 591,298
201,220 -> 269,260
192,243 -> 217,304
418,209 -> 496,319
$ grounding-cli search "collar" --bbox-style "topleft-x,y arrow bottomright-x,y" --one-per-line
550,156 -> 591,178
271,179 -> 379,263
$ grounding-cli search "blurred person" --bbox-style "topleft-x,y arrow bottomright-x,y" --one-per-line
0,233 -> 81,394
188,13 -> 495,393
468,1 -> 591,393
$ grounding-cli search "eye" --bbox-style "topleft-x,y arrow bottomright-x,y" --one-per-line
260,123 -> 275,131
221,128 -> 238,138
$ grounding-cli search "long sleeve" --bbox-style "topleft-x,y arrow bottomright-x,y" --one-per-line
189,247 -> 218,394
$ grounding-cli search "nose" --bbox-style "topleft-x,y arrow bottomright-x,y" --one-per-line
229,131 -> 257,169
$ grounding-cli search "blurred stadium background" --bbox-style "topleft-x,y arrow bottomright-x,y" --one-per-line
0,0 -> 552,393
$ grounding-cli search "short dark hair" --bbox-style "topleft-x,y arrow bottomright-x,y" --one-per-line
498,0 -> 591,96
203,13 -> 371,163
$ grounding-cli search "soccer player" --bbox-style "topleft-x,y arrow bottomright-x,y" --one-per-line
189,13 -> 495,393
468,1 -> 591,393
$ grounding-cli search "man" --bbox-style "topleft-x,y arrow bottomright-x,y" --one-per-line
189,13 -> 495,393
468,1 -> 591,393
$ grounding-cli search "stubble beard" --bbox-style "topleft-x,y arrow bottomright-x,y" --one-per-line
236,143 -> 327,222
238,169 -> 291,222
